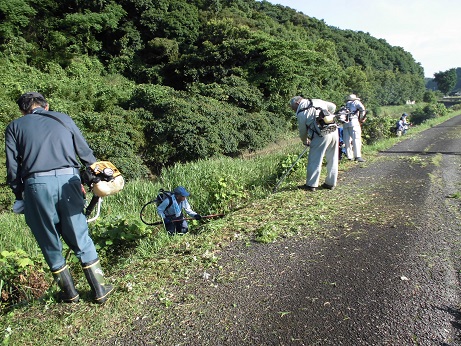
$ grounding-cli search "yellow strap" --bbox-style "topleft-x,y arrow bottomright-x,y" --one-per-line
51,264 -> 68,274
82,259 -> 100,270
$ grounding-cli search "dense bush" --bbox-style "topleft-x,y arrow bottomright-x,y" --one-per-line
451,103 -> 461,112
423,90 -> 439,103
0,0 -> 430,181
0,249 -> 47,309
362,114 -> 396,144
410,103 -> 448,125
138,90 -> 288,173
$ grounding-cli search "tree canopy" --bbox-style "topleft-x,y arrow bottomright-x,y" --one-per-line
0,0 -> 429,178
434,68 -> 458,95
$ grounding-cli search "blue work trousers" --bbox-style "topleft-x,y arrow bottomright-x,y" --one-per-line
165,215 -> 188,235
24,172 -> 98,271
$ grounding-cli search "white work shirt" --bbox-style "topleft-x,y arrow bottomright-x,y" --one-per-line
296,98 -> 336,145
345,100 -> 365,128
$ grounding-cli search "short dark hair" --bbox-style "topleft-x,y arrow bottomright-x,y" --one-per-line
17,92 -> 47,113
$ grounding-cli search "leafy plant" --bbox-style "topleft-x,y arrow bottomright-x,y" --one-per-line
362,114 -> 396,144
89,216 -> 153,259
410,103 -> 448,125
0,249 -> 47,309
207,176 -> 247,213
275,153 -> 304,178
255,224 -> 279,243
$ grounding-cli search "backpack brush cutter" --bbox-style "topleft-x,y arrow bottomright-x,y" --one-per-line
65,161 -> 124,260
82,161 -> 125,222
139,189 -> 224,226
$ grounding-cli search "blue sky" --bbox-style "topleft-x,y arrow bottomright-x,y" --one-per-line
265,0 -> 461,78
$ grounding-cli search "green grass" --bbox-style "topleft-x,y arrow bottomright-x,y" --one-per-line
0,107 -> 459,345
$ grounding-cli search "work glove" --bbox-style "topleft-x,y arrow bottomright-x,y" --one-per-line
194,214 -> 202,220
164,217 -> 172,224
13,200 -> 25,214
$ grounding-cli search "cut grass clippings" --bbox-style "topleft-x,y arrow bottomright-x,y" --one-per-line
1,109 -> 459,345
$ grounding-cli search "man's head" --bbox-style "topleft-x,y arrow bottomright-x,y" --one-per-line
17,92 -> 48,114
289,96 -> 303,111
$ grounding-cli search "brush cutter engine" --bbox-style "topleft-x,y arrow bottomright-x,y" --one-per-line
82,161 -> 124,197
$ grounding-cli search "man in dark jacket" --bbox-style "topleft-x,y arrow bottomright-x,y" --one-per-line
5,92 -> 114,304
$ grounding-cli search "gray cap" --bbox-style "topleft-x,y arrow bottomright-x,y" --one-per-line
17,92 -> 47,111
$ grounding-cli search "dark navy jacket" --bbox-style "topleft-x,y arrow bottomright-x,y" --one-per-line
5,107 -> 96,199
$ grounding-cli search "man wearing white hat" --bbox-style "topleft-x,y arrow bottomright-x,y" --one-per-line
344,94 -> 366,162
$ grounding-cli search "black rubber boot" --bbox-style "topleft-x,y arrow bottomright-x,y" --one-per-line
82,259 -> 114,304
51,264 -> 79,303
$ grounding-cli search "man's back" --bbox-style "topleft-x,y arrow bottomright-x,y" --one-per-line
5,110 -> 79,178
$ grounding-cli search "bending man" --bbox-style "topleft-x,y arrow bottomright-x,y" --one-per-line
5,92 -> 114,304
290,96 -> 339,191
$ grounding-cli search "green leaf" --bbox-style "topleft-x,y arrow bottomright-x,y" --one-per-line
18,258 -> 34,268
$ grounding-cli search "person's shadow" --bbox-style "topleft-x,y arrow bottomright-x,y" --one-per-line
435,305 -> 461,345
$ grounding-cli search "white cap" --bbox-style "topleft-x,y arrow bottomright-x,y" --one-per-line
347,94 -> 360,101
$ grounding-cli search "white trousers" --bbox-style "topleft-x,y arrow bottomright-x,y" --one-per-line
306,130 -> 339,187
342,124 -> 362,159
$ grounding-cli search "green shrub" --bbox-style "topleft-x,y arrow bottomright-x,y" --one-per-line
0,249 -> 47,309
362,114 -> 396,144
451,103 -> 461,112
206,175 -> 248,213
411,103 -> 448,125
75,109 -> 150,180
422,90 -> 438,103
275,152 -> 304,178
89,216 -> 153,260
138,89 -> 289,172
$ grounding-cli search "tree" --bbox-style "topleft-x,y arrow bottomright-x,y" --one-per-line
433,68 -> 457,95
0,0 -> 36,42
0,0 -> 429,173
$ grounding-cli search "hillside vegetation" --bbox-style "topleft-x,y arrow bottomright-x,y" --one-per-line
0,0 -> 427,183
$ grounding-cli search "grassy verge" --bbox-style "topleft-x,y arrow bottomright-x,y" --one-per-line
1,108 -> 459,345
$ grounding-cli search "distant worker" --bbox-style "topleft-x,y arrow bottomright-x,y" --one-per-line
344,94 -> 366,162
396,113 -> 410,136
290,96 -> 339,191
157,186 -> 202,235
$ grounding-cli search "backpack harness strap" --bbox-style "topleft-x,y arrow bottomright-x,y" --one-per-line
296,99 -> 321,139
296,99 -> 326,138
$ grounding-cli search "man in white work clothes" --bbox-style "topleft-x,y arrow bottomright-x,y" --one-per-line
343,94 -> 366,162
290,96 -> 339,191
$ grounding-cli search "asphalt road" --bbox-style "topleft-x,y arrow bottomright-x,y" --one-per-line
104,115 -> 461,346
